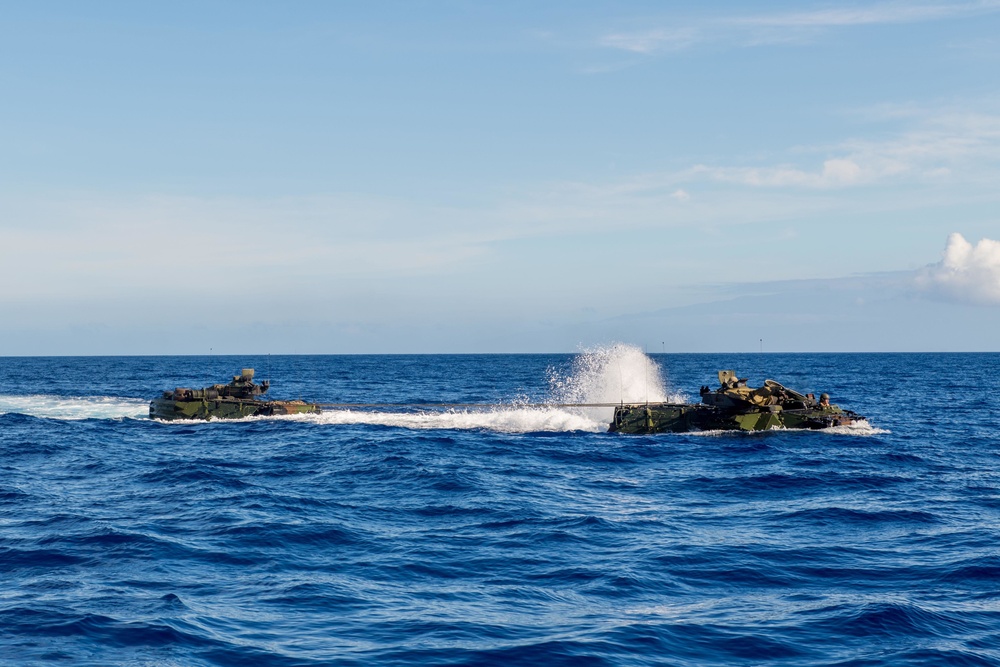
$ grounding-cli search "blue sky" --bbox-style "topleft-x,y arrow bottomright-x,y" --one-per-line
2,1 -> 999,354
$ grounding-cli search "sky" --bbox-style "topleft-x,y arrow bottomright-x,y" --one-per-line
2,1 -> 999,354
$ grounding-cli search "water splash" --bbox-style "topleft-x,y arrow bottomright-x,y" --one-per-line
0,395 -> 149,420
297,343 -> 680,433
544,343 -> 683,426
548,343 -> 683,405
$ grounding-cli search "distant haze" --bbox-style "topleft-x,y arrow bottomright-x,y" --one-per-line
2,3 -> 999,354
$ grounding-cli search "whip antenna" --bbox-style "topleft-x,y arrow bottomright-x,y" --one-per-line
617,360 -> 623,406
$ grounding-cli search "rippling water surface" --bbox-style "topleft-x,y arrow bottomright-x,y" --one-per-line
2,350 -> 999,666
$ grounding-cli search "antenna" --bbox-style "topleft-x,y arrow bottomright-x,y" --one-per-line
617,359 -> 623,406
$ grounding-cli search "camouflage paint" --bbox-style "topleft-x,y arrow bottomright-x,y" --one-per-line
149,369 -> 321,421
609,370 -> 863,434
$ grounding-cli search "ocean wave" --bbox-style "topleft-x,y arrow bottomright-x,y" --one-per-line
3,353 -> 997,667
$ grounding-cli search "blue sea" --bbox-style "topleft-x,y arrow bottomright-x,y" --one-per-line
2,348 -> 999,666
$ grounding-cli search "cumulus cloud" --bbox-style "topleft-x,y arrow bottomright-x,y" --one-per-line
917,233 -> 1000,304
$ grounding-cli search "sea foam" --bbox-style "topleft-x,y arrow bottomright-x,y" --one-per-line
301,343 -> 682,433
0,394 -> 149,420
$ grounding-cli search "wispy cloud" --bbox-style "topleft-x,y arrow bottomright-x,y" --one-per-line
694,158 -> 868,188
598,1 -> 1000,55
4,107 -> 1000,315
672,108 -> 1000,190
471,106 -> 1000,252
734,1 -> 1000,28
598,27 -> 698,54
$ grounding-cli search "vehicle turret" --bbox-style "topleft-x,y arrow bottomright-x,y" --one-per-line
150,368 -> 318,420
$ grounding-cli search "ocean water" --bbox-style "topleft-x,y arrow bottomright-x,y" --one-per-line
1,348 -> 999,666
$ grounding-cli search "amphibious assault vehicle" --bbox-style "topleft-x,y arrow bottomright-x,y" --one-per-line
609,370 -> 863,434
149,369 -> 321,421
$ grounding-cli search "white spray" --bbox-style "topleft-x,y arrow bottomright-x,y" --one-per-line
0,395 -> 149,420
307,343 -> 681,433
548,343 -> 683,406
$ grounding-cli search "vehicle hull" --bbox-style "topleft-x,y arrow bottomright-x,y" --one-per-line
149,396 -> 321,421
609,403 -> 861,434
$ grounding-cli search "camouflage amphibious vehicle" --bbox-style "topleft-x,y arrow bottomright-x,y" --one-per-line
149,369 -> 321,421
609,370 -> 863,434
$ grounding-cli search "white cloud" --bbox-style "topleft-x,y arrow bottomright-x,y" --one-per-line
598,1 -> 1000,54
683,108 -> 1000,190
917,233 -> 1000,304
735,2 -> 1000,28
598,28 -> 698,54
695,158 -> 867,188
4,106 -> 1000,316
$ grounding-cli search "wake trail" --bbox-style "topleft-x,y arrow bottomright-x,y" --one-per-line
178,343 -> 675,433
305,406 -> 607,433
0,395 -> 149,421
293,343 -> 677,433
239,344 -> 675,433
7,345 -> 882,436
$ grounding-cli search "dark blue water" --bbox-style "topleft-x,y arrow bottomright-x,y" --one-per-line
2,350 -> 999,666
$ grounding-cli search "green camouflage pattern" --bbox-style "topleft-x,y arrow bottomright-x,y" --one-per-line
609,370 -> 862,434
149,368 -> 321,421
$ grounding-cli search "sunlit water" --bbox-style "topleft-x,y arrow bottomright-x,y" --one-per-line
1,349 -> 998,666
